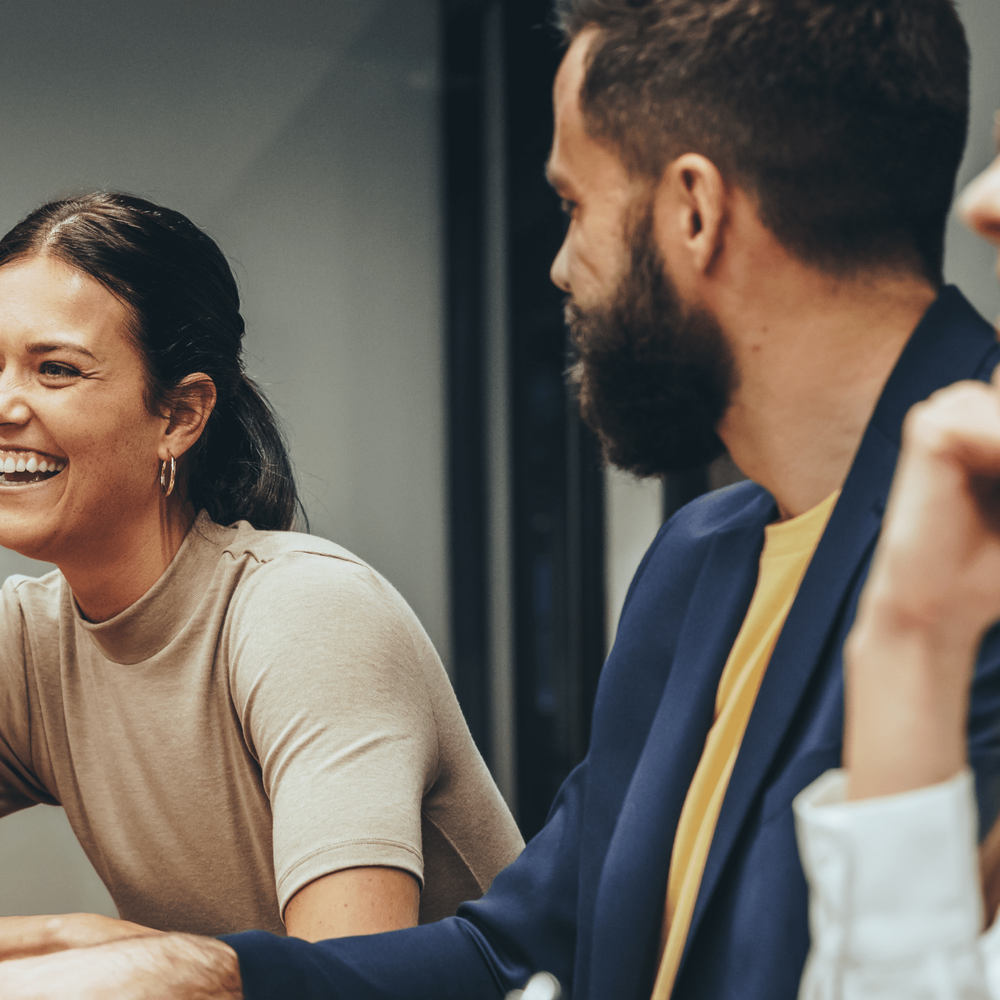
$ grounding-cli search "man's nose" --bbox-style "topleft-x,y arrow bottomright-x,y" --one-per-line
550,237 -> 572,293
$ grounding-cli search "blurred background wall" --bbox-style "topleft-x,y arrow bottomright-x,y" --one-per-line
1,0 -> 999,920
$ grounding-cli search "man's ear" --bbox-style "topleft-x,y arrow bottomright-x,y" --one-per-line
652,153 -> 727,279
159,373 -> 217,461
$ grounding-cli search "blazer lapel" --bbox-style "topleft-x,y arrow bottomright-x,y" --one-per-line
680,286 -> 1000,971
586,493 -> 771,1000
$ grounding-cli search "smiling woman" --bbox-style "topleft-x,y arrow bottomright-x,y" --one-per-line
0,254 -> 216,617
0,193 -> 522,954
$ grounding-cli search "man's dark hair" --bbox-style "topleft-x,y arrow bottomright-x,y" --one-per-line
554,0 -> 969,282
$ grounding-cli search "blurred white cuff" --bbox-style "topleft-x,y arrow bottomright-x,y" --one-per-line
794,768 -> 990,1000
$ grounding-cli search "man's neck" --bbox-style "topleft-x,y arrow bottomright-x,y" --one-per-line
716,267 -> 938,519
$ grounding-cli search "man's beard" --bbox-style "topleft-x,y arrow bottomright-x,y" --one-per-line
566,212 -> 736,477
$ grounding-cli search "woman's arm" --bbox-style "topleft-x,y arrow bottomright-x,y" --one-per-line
283,866 -> 419,941
0,869 -> 420,960
844,380 -> 1000,802
229,554 -> 439,939
796,377 -> 1000,1000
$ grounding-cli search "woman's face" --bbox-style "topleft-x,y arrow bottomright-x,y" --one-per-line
0,255 -> 166,565
958,131 -> 1000,290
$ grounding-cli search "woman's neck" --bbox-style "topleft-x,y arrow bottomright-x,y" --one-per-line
61,502 -> 197,623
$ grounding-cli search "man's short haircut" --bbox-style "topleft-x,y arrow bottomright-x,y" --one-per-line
554,0 -> 969,282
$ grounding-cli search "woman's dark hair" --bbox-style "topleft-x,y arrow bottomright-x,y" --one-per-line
554,0 -> 970,283
0,191 -> 302,531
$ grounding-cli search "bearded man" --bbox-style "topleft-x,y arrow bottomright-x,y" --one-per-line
4,2 -> 1000,999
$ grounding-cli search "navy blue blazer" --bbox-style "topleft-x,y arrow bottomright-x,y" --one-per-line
226,286 -> 1000,1000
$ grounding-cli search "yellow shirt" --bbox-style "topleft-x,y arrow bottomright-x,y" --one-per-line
650,489 -> 840,1000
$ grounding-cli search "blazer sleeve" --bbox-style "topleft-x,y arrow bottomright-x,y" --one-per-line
223,756 -> 591,1000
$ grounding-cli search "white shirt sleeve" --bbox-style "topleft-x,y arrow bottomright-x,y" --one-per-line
793,768 -> 1000,1000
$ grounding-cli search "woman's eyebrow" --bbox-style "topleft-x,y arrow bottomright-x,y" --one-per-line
26,341 -> 98,361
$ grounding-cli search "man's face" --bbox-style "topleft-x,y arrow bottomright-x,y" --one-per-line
548,32 -> 734,476
547,30 -> 637,309
565,205 -> 733,476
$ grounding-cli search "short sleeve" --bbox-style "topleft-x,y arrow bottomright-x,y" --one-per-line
225,552 -> 439,914
0,577 -> 54,817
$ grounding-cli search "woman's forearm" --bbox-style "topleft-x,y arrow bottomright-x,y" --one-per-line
844,604 -> 974,801
842,382 -> 1000,801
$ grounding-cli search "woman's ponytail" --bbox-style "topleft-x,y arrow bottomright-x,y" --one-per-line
189,374 -> 300,531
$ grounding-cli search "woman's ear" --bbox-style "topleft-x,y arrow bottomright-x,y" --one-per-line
159,373 -> 217,461
652,152 -> 727,281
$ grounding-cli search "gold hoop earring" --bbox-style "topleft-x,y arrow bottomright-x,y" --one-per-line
160,455 -> 176,498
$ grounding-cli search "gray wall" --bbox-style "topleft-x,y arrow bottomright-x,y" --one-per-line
0,0 -> 445,918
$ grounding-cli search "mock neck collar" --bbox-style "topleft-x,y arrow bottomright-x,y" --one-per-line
74,512 -> 234,665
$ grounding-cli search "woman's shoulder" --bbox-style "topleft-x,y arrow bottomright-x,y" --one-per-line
0,568 -> 65,619
223,521 -> 367,568
216,520 -> 385,598
0,570 -> 66,671
212,520 -> 420,638
216,524 -> 447,713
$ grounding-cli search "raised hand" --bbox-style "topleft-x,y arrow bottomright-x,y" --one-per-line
845,372 -> 1000,800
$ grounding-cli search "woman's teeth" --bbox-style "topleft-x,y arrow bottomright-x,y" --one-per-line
0,451 -> 65,483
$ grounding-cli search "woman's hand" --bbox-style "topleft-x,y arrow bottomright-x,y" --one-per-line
845,374 -> 1000,801
0,913 -> 159,962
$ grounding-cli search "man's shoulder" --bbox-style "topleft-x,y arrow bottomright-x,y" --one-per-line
666,479 -> 770,538
648,478 -> 772,562
624,479 -> 771,601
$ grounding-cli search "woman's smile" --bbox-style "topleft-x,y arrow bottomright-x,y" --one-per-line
0,449 -> 66,485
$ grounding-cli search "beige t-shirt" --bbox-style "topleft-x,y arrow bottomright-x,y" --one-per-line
0,514 -> 523,935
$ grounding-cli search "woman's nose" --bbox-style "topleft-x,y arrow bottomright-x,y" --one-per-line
0,371 -> 32,425
958,157 -> 1000,245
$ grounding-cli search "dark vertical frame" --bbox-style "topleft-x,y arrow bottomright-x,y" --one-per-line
443,0 -> 607,833
504,0 -> 606,837
443,0 -> 492,763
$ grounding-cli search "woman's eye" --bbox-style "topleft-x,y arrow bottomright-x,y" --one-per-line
40,362 -> 80,379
